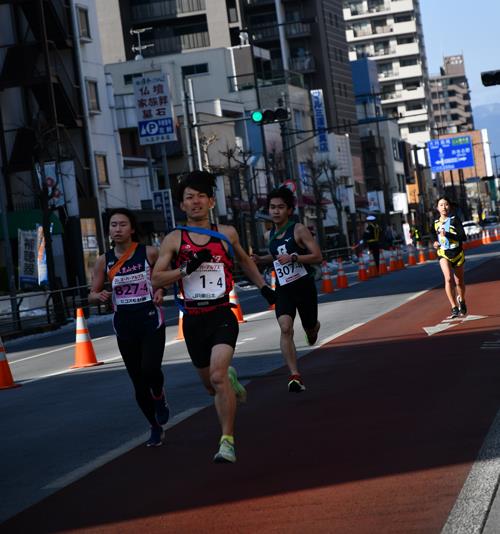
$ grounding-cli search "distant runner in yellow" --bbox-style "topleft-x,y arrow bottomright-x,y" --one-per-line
432,196 -> 468,318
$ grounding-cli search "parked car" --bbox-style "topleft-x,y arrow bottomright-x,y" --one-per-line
462,220 -> 482,237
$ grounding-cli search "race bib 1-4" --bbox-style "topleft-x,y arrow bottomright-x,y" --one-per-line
273,259 -> 308,286
183,262 -> 226,300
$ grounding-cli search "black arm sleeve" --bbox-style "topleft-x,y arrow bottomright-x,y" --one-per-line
453,217 -> 467,242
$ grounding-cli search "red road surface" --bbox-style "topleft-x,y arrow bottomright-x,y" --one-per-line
2,257 -> 500,533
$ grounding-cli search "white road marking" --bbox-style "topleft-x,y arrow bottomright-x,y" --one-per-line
42,407 -> 203,490
10,335 -> 112,365
424,315 -> 487,336
423,323 -> 459,336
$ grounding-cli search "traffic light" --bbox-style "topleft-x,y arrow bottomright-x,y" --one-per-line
481,70 -> 500,87
250,107 -> 289,124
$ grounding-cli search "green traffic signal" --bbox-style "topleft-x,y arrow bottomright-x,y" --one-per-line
251,110 -> 264,123
250,107 -> 289,124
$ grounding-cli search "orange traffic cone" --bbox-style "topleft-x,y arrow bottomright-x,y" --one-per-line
378,253 -> 388,275
336,258 -> 349,288
407,246 -> 417,266
0,336 -> 21,389
71,308 -> 103,369
176,309 -> 184,340
229,286 -> 246,323
269,270 -> 276,310
428,243 -> 437,260
368,252 -> 378,277
417,245 -> 426,264
358,257 -> 368,281
389,250 -> 397,272
321,261 -> 335,293
397,247 -> 405,269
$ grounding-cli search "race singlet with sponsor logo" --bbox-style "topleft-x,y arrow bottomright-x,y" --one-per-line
182,262 -> 226,300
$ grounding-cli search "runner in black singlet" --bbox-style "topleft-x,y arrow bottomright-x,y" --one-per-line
252,187 -> 323,392
432,196 -> 468,318
89,208 -> 169,447
152,171 -> 276,464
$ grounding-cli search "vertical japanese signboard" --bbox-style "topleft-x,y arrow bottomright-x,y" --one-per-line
133,74 -> 177,145
310,89 -> 330,153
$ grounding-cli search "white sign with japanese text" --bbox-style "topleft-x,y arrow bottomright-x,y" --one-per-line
133,74 -> 177,145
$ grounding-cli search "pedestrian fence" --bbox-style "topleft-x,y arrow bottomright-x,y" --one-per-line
0,284 -> 110,339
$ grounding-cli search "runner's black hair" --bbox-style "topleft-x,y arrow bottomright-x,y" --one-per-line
268,186 -> 295,209
177,170 -> 217,203
436,195 -> 453,206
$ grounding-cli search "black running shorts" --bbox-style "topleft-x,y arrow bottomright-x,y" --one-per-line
275,275 -> 318,329
182,306 -> 239,369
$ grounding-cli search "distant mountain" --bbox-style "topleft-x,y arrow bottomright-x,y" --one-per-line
473,103 -> 500,172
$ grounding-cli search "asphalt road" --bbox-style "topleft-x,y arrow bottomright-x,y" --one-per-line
1,242 -> 499,531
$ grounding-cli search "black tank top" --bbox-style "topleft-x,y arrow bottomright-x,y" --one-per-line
105,244 -> 161,320
269,222 -> 313,285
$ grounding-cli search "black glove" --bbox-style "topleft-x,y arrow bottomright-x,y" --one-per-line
186,248 -> 212,275
260,285 -> 277,305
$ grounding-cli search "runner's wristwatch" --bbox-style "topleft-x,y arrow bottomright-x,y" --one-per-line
291,253 -> 299,263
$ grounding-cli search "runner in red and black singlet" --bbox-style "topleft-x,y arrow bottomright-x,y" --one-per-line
252,186 -> 323,393
175,225 -> 234,315
152,170 -> 276,464
89,208 -> 170,448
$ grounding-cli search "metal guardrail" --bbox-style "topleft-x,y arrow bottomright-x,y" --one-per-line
0,285 -> 110,339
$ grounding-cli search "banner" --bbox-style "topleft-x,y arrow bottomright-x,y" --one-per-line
18,229 -> 38,288
36,225 -> 48,286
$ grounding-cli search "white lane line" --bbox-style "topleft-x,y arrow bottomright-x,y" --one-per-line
10,335 -> 112,365
319,323 -> 364,344
42,407 -> 203,490
405,289 -> 428,302
11,344 -> 75,364
442,408 -> 500,534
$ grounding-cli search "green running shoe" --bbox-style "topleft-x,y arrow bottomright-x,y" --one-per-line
228,366 -> 247,404
213,438 -> 236,463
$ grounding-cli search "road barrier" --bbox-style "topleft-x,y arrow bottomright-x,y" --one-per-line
321,261 -> 335,293
336,258 -> 349,288
71,308 -> 103,369
0,336 -> 20,390
230,286 -> 246,323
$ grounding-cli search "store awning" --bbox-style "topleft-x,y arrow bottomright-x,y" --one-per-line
0,209 -> 63,240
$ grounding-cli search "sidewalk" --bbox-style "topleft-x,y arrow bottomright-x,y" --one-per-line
2,257 -> 500,533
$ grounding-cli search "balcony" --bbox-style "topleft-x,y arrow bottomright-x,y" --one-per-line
145,31 -> 210,55
285,22 -> 311,38
130,0 -> 206,23
289,56 -> 315,73
0,0 -> 72,48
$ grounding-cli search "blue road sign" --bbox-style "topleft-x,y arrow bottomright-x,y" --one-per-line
427,136 -> 474,173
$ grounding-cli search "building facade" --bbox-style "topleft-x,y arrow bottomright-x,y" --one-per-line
429,54 -> 474,136
343,0 -> 433,147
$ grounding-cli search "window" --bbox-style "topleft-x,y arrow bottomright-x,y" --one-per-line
181,63 -> 209,77
392,138 -> 402,161
409,124 -> 426,133
77,6 -> 91,40
400,57 -> 417,67
124,73 -> 144,85
95,154 -> 109,186
394,14 -> 412,22
86,79 -> 100,113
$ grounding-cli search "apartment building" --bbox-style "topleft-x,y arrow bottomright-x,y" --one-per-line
241,0 -> 366,205
429,55 -> 474,136
343,0 -> 433,147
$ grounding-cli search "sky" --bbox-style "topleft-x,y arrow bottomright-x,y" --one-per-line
420,0 -> 500,109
